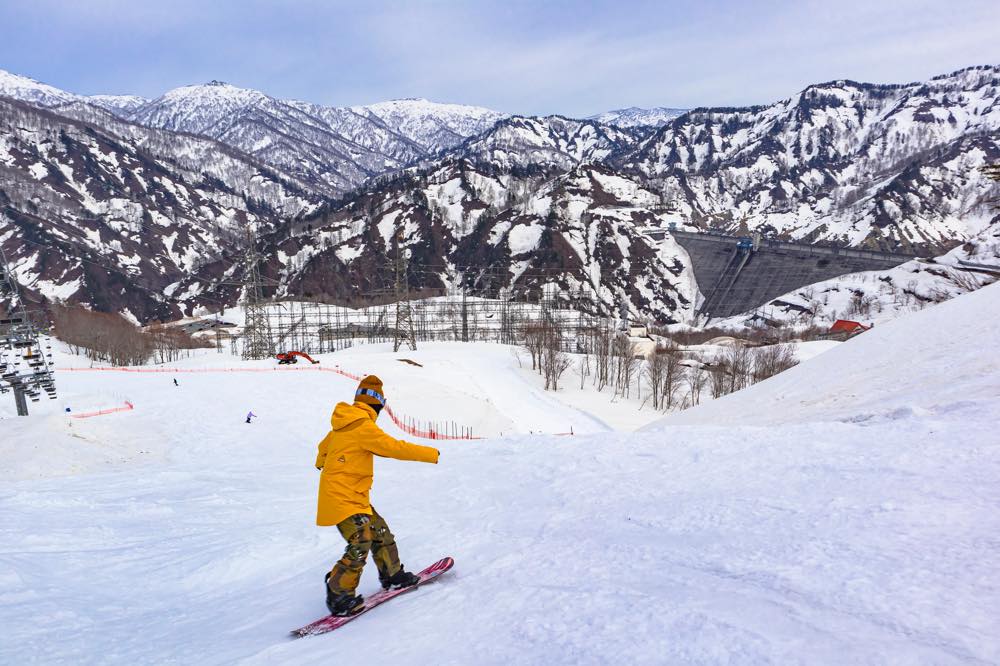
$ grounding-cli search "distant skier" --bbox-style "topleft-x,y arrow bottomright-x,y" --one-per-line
315,375 -> 440,616
245,411 -> 256,424
173,378 -> 179,387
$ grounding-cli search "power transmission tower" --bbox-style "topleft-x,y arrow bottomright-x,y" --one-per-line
392,230 -> 417,352
240,226 -> 275,360
0,244 -> 57,415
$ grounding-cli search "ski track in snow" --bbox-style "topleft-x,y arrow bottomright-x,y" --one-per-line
1,285 -> 999,664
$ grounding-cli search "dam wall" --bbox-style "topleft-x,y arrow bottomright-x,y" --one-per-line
666,230 -> 918,320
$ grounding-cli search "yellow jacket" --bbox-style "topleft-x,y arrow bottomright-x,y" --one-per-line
315,401 -> 439,526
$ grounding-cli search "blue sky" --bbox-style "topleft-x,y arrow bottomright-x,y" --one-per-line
1,0 -> 997,115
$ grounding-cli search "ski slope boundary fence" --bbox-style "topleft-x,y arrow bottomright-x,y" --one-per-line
383,404 -> 478,440
56,366 -> 479,440
68,401 -> 134,419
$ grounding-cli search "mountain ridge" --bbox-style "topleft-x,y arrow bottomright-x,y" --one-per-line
1,65 -> 997,323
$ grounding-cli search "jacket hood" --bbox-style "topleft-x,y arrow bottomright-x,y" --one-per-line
330,401 -> 377,430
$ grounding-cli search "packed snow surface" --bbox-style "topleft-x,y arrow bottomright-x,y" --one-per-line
1,285 -> 998,664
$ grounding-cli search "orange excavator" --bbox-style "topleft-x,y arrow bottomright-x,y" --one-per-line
275,351 -> 320,365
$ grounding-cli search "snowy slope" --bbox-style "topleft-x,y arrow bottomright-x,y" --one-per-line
1,284 -> 998,663
658,280 -> 1000,426
128,81 -> 270,133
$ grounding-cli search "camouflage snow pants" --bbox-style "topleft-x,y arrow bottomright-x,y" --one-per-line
327,508 -> 403,595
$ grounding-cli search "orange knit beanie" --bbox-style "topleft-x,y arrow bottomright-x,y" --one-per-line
355,375 -> 386,407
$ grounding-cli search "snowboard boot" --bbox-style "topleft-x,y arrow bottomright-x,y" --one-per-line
325,573 -> 364,616
381,566 -> 420,590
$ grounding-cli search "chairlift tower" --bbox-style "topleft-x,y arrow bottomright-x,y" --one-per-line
0,245 -> 57,415
240,226 -> 275,361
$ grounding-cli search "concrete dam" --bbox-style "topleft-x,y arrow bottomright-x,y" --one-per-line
661,230 -> 918,320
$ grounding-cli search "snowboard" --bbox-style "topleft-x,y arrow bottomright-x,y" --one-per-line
291,557 -> 454,638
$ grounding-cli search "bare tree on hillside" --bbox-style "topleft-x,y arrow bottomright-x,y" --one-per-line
645,342 -> 686,411
51,304 -> 151,366
578,352 -> 591,390
612,333 -> 639,398
687,364 -> 707,406
591,324 -> 614,392
542,336 -> 572,391
708,360 -> 729,399
146,323 -> 213,363
723,344 -> 753,394
523,322 -> 548,373
751,343 -> 799,384
660,347 -> 686,411
51,304 -> 207,366
645,347 -> 667,410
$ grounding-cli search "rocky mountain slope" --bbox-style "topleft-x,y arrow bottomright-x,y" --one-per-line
1,66 -> 998,323
0,97 -> 323,321
620,65 -> 1000,252
182,159 -> 697,323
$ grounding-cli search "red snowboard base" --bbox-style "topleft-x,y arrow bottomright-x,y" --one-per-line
291,557 -> 454,638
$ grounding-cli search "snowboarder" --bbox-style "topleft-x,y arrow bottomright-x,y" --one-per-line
245,411 -> 256,424
315,375 -> 440,616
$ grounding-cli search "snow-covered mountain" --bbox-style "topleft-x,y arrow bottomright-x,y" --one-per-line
2,65 -> 999,321
189,159 -> 697,323
447,115 -> 646,173
350,98 -> 506,153
128,84 -> 506,158
84,94 -> 150,115
590,106 -> 688,128
0,69 -> 150,116
0,97 -> 323,321
0,70 -> 507,197
619,65 -> 1000,252
127,80 -> 273,132
121,84 -> 506,196
0,69 -> 79,107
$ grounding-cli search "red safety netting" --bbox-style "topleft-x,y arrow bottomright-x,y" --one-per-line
383,404 -> 480,440
68,401 -> 134,419
57,365 -> 476,439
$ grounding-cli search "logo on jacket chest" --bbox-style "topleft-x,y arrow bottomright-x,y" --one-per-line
337,455 -> 346,463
